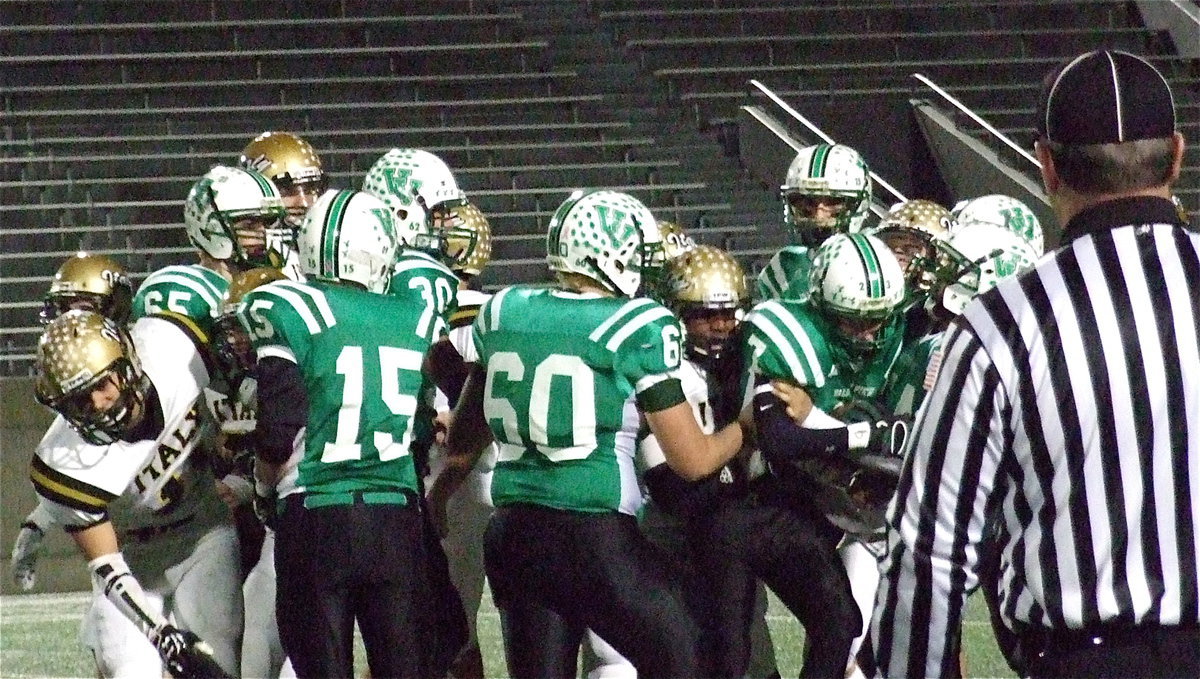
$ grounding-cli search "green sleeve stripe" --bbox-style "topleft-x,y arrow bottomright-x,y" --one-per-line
258,283 -> 335,334
31,455 -> 116,513
605,306 -> 673,353
766,303 -> 826,384
588,297 -> 655,344
276,281 -> 338,327
484,286 -> 514,333
139,272 -> 224,311
747,304 -> 821,387
636,376 -> 686,412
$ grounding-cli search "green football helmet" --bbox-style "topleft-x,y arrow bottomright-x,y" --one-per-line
808,233 -> 906,355
951,194 -> 1044,258
298,190 -> 398,294
781,144 -> 872,247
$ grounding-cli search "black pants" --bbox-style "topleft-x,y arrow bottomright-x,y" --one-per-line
275,494 -> 426,679
701,482 -> 860,679
484,504 -> 700,679
1018,624 -> 1200,679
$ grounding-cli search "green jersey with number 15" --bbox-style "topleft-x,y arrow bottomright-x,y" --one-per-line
474,287 -> 685,515
239,279 -> 438,496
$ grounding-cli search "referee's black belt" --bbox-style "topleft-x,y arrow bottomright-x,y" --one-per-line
1017,621 -> 1199,655
291,488 -> 416,510
124,513 -> 195,542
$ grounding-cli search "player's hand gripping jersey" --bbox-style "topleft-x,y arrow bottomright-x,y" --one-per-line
473,287 -> 685,515
31,314 -> 228,564
239,278 -> 443,497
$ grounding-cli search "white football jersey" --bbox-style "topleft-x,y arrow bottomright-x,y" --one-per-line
31,314 -> 230,566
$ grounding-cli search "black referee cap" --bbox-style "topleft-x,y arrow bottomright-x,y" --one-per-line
1036,49 -> 1176,145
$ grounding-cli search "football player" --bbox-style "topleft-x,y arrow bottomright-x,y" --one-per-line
243,189 -> 439,679
239,131 -> 328,229
636,244 -> 782,679
11,253 -> 134,592
756,143 -> 873,302
210,267 -> 295,679
429,189 -> 745,679
132,165 -> 289,335
739,232 -> 911,679
31,310 -> 241,678
862,198 -> 957,341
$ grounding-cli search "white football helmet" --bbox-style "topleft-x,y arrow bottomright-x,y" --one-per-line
298,189 -> 398,294
781,143 -> 872,246
362,148 -> 461,255
184,165 -> 288,267
951,194 -> 1044,258
808,233 -> 906,354
939,221 -> 1038,315
546,189 -> 664,298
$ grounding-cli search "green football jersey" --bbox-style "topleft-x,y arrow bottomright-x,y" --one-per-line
388,249 -> 459,338
880,330 -> 943,418
743,298 -> 905,412
239,279 -> 439,496
755,245 -> 812,303
132,264 -> 229,335
473,286 -> 685,514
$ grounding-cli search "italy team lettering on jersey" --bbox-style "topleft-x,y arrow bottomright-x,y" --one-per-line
132,264 -> 229,335
30,314 -> 228,562
743,299 -> 905,411
239,279 -> 441,498
473,287 -> 685,515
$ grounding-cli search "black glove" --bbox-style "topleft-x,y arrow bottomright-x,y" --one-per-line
151,625 -> 232,679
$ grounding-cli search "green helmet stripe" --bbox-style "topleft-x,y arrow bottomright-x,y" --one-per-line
246,168 -> 275,197
849,233 -> 884,298
321,190 -> 353,280
808,144 -> 832,179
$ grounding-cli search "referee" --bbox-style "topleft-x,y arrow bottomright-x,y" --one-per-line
871,50 -> 1198,679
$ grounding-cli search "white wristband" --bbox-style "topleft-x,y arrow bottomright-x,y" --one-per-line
846,421 -> 872,451
87,552 -> 167,635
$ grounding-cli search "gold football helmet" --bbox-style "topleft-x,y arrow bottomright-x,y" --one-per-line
663,244 -> 748,365
442,201 -> 492,277
36,310 -> 148,445
658,220 -> 697,261
867,199 -> 957,297
213,267 -> 287,386
41,252 -> 134,325
239,131 -> 328,226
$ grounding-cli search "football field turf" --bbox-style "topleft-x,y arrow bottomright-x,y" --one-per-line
1,587 -> 1017,677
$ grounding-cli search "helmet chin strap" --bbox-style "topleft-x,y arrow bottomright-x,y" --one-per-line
583,255 -> 625,296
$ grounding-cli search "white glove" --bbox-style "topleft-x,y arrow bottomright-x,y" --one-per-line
10,505 -> 54,591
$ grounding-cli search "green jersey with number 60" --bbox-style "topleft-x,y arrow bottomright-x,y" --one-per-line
743,298 -> 905,412
239,279 -> 438,495
132,264 -> 229,335
474,287 -> 686,515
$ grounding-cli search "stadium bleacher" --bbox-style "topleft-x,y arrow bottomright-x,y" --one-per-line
2,0 -> 1197,375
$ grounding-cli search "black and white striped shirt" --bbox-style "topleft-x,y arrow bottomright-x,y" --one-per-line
871,197 -> 1200,678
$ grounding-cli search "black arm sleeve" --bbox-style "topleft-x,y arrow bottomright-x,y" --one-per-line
254,356 -> 309,465
752,390 -> 852,466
